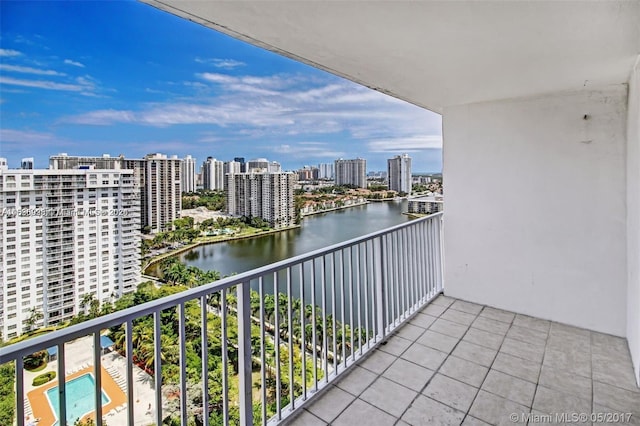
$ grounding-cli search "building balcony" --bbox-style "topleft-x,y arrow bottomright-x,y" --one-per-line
0,214 -> 637,426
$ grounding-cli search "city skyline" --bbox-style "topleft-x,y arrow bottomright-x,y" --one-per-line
0,0 -> 443,172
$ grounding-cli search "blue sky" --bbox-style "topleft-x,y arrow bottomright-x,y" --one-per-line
0,0 -> 442,172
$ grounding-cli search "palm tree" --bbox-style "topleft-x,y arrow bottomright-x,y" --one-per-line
24,307 -> 43,332
80,293 -> 96,315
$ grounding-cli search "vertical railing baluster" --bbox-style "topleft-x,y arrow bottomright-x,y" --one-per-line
299,264 -> 307,400
221,290 -> 229,426
287,268 -> 295,410
330,254 -> 337,375
364,241 -> 370,348
348,248 -> 355,362
427,220 -> 433,295
124,321 -> 135,426
339,249 -> 347,365
310,260 -> 318,391
57,343 -> 66,426
355,245 -> 362,355
419,221 -> 427,301
274,272 -> 281,419
320,256 -> 328,383
16,357 -> 24,426
178,304 -> 187,426
238,282 -> 253,426
93,332 -> 103,426
201,296 -> 209,426
437,215 -> 444,291
349,245 -> 362,361
153,310 -> 163,426
376,236 -> 386,339
259,278 -> 267,426
394,232 -> 400,326
408,226 -> 416,310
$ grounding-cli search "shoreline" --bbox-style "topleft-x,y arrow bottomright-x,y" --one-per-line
300,200 -> 369,217
142,225 -> 300,275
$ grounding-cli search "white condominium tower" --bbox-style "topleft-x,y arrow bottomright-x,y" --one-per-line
181,155 -> 196,193
225,172 -> 297,229
49,153 -> 182,233
202,157 -> 225,190
0,168 -> 140,339
334,158 -> 367,188
318,163 -> 334,179
224,160 -> 242,175
387,154 -> 412,195
143,153 -> 182,232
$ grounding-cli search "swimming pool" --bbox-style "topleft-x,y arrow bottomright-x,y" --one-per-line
46,374 -> 110,425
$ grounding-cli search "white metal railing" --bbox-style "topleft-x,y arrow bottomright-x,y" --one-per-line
0,212 -> 443,426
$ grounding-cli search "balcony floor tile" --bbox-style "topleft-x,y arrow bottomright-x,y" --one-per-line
286,295 -> 639,426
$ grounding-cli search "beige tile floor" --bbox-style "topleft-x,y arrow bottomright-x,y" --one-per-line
287,296 -> 640,425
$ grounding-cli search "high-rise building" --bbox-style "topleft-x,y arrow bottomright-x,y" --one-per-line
49,153 -> 181,233
387,154 -> 412,195
318,163 -> 334,180
224,160 -> 242,175
268,161 -> 282,173
144,153 -> 182,232
181,155 -> 196,193
234,157 -> 246,173
334,158 -> 367,188
0,168 -> 140,339
202,157 -> 224,190
0,158 -> 7,171
20,158 -> 34,170
247,158 -> 270,172
225,172 -> 297,229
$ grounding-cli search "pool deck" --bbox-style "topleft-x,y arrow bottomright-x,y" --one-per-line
22,335 -> 156,426
27,366 -> 126,426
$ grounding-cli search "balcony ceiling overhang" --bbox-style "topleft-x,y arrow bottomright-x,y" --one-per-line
142,0 -> 640,113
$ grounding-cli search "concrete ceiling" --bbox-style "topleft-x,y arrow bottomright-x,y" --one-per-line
142,1 -> 640,113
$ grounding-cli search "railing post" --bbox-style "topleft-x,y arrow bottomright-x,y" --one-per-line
237,282 -> 253,426
375,236 -> 387,340
436,214 -> 444,293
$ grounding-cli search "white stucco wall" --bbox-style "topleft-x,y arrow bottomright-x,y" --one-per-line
626,58 -> 640,386
443,85 -> 628,336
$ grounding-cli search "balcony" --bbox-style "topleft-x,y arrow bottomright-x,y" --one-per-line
1,213 -> 638,426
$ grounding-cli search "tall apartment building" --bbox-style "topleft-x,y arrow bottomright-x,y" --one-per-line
144,153 -> 181,232
202,157 -> 224,190
225,172 -> 297,229
0,158 -> 7,171
318,163 -> 334,180
181,155 -> 196,193
224,160 -> 242,175
233,157 -> 246,173
247,158 -> 270,172
49,153 -> 181,233
334,158 -> 367,188
387,154 -> 412,195
0,168 -> 140,339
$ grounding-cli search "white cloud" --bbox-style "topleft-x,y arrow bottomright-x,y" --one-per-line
195,58 -> 246,69
271,142 -> 346,159
368,135 -> 443,152
0,64 -> 65,76
0,49 -> 22,57
61,71 -> 442,158
0,76 -> 85,91
0,129 -> 77,151
64,59 -> 85,68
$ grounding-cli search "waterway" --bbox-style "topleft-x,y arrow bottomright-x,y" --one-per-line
176,200 -> 412,276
